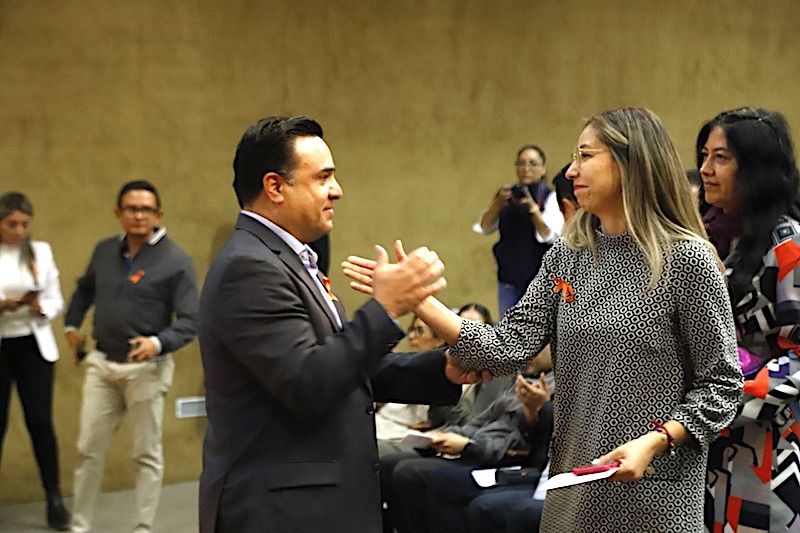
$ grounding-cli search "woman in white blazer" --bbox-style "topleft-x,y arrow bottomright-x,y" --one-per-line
0,192 -> 70,530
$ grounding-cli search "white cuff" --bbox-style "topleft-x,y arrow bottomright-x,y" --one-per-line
149,336 -> 163,355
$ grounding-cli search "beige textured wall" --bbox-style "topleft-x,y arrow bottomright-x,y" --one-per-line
1,0 -> 799,503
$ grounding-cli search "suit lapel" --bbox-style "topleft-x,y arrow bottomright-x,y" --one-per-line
236,215 -> 341,332
331,296 -> 347,325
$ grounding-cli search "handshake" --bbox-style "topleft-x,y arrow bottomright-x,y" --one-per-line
341,240 -> 446,319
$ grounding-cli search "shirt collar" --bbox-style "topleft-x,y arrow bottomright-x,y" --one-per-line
117,227 -> 167,246
240,210 -> 309,258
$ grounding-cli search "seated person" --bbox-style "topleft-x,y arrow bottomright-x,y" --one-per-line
428,168 -> 573,533
458,462 -> 550,533
381,364 -> 553,533
377,314 -> 446,456
427,303 -> 512,429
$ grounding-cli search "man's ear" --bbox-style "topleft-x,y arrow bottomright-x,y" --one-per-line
562,198 -> 579,221
263,172 -> 286,203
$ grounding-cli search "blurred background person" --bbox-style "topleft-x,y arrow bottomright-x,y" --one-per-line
697,107 -> 800,533
686,168 -> 703,210
473,145 -> 564,316
422,164 -> 576,533
376,315 -> 447,456
65,180 -> 199,533
0,192 -> 70,530
552,163 -> 579,221
427,303 -> 511,431
382,361 -> 553,533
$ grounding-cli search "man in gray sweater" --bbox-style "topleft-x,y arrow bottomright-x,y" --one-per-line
64,180 -> 198,533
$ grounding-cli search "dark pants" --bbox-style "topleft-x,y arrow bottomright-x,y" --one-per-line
467,489 -> 544,533
424,463 -> 543,533
0,335 -> 62,495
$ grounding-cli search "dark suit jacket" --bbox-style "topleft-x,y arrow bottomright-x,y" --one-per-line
198,214 -> 460,533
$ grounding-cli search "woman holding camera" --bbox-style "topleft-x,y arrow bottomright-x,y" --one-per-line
0,192 -> 70,530
473,145 -> 564,316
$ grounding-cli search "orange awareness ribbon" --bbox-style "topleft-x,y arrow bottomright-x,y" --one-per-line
322,275 -> 338,301
129,270 -> 145,284
552,276 -> 575,302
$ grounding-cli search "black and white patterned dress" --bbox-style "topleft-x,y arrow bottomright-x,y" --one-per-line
451,231 -> 743,532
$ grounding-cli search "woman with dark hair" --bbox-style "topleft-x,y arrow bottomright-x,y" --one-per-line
697,107 -> 800,533
455,302 -> 493,325
0,192 -> 70,530
473,145 -> 564,316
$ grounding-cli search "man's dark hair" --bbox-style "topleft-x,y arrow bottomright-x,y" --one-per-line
232,116 -> 324,208
117,180 -> 161,208
552,163 -> 576,209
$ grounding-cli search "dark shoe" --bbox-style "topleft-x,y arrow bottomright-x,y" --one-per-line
46,494 -> 71,531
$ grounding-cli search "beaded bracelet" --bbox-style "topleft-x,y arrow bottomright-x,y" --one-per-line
651,419 -> 676,458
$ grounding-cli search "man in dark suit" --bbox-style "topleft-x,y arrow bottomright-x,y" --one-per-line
199,116 -> 464,533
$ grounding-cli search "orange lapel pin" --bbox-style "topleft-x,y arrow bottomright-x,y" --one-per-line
552,275 -> 575,302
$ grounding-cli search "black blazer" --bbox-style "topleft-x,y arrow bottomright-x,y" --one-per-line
198,214 -> 459,533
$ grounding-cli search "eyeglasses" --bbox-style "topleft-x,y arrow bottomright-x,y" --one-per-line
407,325 -> 429,337
515,160 -> 543,169
571,147 -> 608,169
120,206 -> 159,217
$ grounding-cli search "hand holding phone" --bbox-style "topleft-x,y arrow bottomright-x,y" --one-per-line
20,290 -> 40,304
572,461 -> 621,476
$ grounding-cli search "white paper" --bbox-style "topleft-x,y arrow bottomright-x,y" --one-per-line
533,462 -> 550,500
541,466 -> 620,490
400,429 -> 433,449
471,467 -> 504,488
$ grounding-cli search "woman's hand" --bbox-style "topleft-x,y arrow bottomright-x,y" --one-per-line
597,432 -> 665,482
27,298 -> 44,317
493,186 -> 513,206
0,297 -> 22,312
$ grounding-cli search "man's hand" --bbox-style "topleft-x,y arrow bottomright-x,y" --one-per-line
444,353 -> 491,385
428,431 -> 470,455
367,241 -> 446,318
127,336 -> 159,362
342,240 -> 447,306
341,255 -> 377,296
65,330 -> 86,362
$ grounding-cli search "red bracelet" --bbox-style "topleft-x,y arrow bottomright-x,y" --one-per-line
651,419 -> 676,457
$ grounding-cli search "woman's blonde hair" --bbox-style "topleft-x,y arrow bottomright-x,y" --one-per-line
563,108 -> 711,288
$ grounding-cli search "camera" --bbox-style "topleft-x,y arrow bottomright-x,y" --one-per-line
510,183 -> 530,201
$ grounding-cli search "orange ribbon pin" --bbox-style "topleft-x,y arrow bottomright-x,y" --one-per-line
552,275 -> 575,302
129,270 -> 145,284
322,275 -> 338,301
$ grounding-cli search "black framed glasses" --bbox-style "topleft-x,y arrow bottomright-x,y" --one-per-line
120,206 -> 160,217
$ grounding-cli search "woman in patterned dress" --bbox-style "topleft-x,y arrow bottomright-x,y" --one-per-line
698,108 -> 800,533
343,107 -> 743,532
